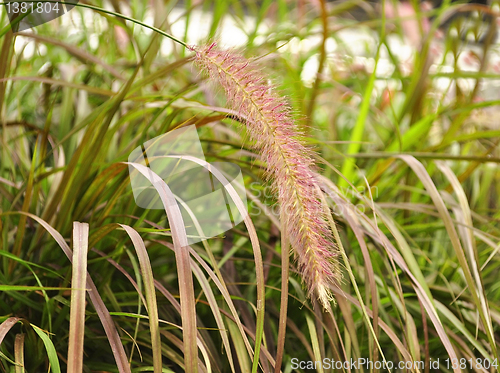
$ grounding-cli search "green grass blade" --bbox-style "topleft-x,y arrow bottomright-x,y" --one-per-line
31,324 -> 61,373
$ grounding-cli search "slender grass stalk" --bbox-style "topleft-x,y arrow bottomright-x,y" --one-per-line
192,43 -> 339,308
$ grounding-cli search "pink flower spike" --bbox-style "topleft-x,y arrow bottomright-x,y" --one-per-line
193,43 -> 339,308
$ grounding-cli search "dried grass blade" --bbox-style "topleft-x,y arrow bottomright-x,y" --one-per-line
0,317 -> 21,344
155,238 -> 279,370
14,333 -> 25,373
125,163 -> 198,373
154,239 -> 256,363
434,301 -> 492,359
94,247 -> 205,371
341,203 -> 380,357
119,225 -> 162,373
67,222 -> 89,373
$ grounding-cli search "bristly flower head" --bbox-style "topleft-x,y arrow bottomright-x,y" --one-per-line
191,43 -> 339,308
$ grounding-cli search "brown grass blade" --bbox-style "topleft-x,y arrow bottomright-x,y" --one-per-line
119,225 -> 162,373
317,184 -> 387,366
330,286 -> 415,363
154,238 -> 278,370
125,162 -> 198,372
14,333 -> 25,373
340,198 -> 380,359
93,247 -> 206,371
67,222 -> 89,373
0,317 -> 21,344
154,239 -> 255,363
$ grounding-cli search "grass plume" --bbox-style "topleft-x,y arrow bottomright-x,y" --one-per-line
191,43 -> 339,307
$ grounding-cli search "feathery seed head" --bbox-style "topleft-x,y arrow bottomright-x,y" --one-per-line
192,43 -> 339,308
